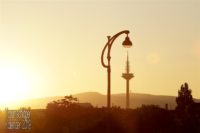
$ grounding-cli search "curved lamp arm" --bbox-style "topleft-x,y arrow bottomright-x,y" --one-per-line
101,37 -> 110,68
107,30 -> 129,56
101,30 -> 130,68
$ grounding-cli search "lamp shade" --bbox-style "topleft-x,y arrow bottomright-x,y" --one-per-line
122,36 -> 132,48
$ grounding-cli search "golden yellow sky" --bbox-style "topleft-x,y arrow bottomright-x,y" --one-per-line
0,0 -> 200,105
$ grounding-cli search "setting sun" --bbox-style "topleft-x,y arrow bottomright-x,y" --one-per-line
0,66 -> 28,106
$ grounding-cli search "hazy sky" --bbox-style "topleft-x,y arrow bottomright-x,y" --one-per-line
0,0 -> 200,105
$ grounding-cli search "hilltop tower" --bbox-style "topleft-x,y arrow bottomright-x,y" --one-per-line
122,53 -> 134,109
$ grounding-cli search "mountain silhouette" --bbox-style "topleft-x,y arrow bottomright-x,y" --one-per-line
7,92 -> 200,109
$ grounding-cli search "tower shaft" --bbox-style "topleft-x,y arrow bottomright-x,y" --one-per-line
122,53 -> 134,109
126,80 -> 130,109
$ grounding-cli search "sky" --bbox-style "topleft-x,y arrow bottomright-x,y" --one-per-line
0,0 -> 200,106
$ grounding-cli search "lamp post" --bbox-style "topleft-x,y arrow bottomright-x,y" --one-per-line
101,30 -> 132,108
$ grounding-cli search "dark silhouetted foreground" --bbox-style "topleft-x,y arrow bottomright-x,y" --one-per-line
0,83 -> 200,133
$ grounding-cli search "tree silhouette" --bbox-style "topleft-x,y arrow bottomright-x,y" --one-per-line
176,82 -> 194,111
47,95 -> 78,110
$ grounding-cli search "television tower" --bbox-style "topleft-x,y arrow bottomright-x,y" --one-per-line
122,52 -> 134,109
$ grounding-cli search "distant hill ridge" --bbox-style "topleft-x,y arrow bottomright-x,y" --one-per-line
6,92 -> 200,109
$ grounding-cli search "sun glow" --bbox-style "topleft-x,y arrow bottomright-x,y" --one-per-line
0,66 -> 29,106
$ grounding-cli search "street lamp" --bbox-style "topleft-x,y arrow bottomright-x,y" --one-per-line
101,30 -> 132,108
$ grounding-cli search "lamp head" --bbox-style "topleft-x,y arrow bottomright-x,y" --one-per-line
122,35 -> 132,48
